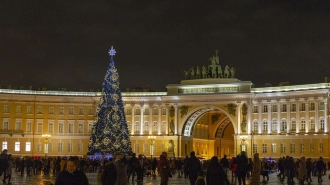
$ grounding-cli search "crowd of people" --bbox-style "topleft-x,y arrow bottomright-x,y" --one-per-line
0,148 -> 330,185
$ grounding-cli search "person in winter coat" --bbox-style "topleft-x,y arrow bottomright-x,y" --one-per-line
101,158 -> 117,185
261,158 -> 269,181
158,152 -> 171,185
55,156 -> 89,185
115,155 -> 127,185
195,170 -> 205,185
235,151 -> 248,185
3,154 -> 12,184
184,151 -> 202,185
297,156 -> 307,185
316,157 -> 325,182
206,156 -> 230,185
249,153 -> 261,185
305,158 -> 313,182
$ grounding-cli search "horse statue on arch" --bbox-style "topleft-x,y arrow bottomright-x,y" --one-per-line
224,65 -> 230,78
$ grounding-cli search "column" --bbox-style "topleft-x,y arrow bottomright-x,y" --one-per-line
286,100 -> 291,134
324,98 -> 328,133
268,102 -> 271,134
315,99 -> 319,132
305,100 -> 309,132
174,103 -> 178,135
248,101 -> 252,134
158,104 -> 162,134
131,104 -> 135,134
166,104 -> 169,135
296,99 -> 300,134
140,104 -> 144,135
258,102 -> 262,134
149,104 -> 153,134
237,102 -> 241,135
277,101 -> 281,133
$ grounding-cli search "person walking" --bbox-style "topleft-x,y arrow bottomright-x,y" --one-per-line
206,156 -> 230,185
127,153 -> 139,182
261,158 -> 269,182
3,153 -> 12,184
101,158 -> 117,185
316,157 -> 325,183
55,156 -> 89,185
297,156 -> 307,185
158,152 -> 171,185
235,151 -> 248,185
0,149 -> 8,183
250,153 -> 261,185
219,155 -> 229,175
114,155 -> 127,185
184,151 -> 202,185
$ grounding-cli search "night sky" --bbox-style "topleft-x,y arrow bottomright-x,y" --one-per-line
1,1 -> 330,92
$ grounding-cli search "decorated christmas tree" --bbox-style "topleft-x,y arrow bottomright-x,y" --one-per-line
87,46 -> 132,155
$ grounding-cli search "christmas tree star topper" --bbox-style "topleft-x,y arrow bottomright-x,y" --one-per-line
108,46 -> 116,56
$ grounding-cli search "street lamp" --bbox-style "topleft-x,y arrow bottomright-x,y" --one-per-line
148,136 -> 156,159
42,134 -> 51,157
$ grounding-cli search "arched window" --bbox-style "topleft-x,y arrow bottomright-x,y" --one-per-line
271,119 -> 277,132
161,122 -> 166,134
281,119 -> 287,131
144,122 -> 149,133
152,122 -> 158,133
253,120 -> 258,133
320,117 -> 325,131
127,122 -> 131,134
135,121 -> 140,133
263,120 -> 268,132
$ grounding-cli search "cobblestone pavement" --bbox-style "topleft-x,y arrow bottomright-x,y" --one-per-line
3,171 -> 330,185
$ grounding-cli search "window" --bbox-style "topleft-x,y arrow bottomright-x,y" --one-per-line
48,142 -> 53,152
319,102 -> 325,110
253,105 -> 258,113
253,144 -> 257,154
310,143 -> 314,153
37,106 -> 43,114
36,142 -> 42,152
300,119 -> 306,131
301,103 -> 306,111
144,109 -> 149,115
68,143 -> 73,152
300,143 -> 304,153
37,123 -> 42,133
262,144 -> 267,154
4,105 -> 9,113
271,119 -> 277,132
290,143 -> 295,153
143,122 -> 149,133
282,104 -> 287,112
281,119 -> 287,131
3,121 -> 8,130
263,120 -> 268,132
27,106 -> 32,114
78,123 -> 83,134
59,107 -> 64,115
48,122 -> 54,133
153,108 -> 158,115
319,143 -> 323,153
49,107 -> 54,114
135,122 -> 140,133
320,118 -> 325,131
161,122 -> 166,133
2,142 -> 7,150
143,143 -> 148,153
272,143 -> 276,153
58,143 -> 63,152
310,118 -> 315,130
125,108 -> 132,115
26,121 -> 32,132
135,109 -> 141,115
26,142 -> 31,152
310,103 -> 315,110
253,121 -> 258,133
69,107 -> 74,115
16,106 -> 22,114
69,123 -> 74,133
291,104 -> 296,112
59,123 -> 64,133
15,120 -> 21,130
291,119 -> 296,131
281,143 -> 285,153
152,122 -> 158,133
78,143 -> 83,153
272,105 -> 277,112
88,108 -> 94,115
15,142 -> 20,151
135,144 -> 139,154
88,123 -> 93,134
263,105 -> 268,113
127,122 -> 131,133
79,107 -> 84,115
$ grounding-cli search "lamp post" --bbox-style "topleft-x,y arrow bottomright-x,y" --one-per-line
148,136 -> 156,159
42,134 -> 51,158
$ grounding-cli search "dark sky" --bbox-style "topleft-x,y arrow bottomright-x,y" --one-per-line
1,0 -> 330,92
